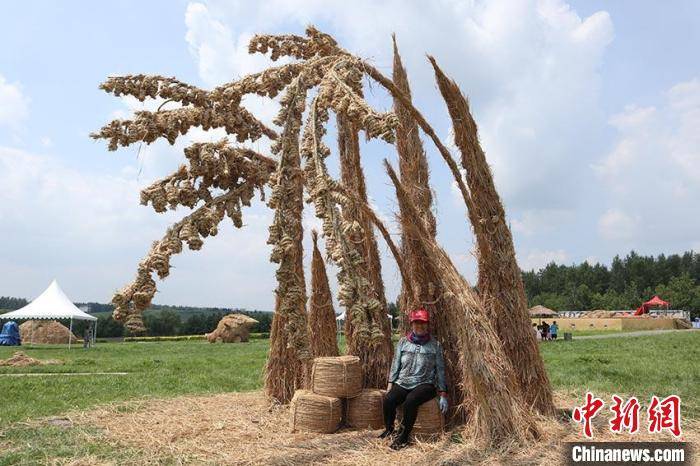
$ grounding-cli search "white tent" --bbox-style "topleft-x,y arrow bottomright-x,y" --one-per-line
0,279 -> 97,349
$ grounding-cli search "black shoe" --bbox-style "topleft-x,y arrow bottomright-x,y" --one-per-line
389,437 -> 409,450
378,428 -> 394,439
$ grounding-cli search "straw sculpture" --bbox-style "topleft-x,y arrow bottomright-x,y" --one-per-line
205,313 -> 258,343
308,230 -> 339,358
311,355 -> 363,398
301,100 -> 392,389
428,57 -> 554,416
19,320 -> 79,345
392,37 -> 437,333
337,112 -> 393,380
92,28 -> 555,448
347,389 -> 385,429
386,161 -> 538,446
398,397 -> 444,438
265,76 -> 313,403
290,390 -> 343,433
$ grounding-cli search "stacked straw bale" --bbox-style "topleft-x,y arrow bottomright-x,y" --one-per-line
398,397 -> 444,438
290,390 -> 343,433
347,389 -> 385,429
310,355 -> 362,398
429,57 -> 554,416
308,230 -> 339,358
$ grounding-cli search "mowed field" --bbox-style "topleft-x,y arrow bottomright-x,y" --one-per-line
0,331 -> 698,463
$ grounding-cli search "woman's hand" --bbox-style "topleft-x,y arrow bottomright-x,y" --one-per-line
386,382 -> 393,391
439,395 -> 448,414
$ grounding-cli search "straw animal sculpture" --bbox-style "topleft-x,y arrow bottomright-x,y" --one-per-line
311,355 -> 363,398
308,230 -> 340,358
290,390 -> 343,433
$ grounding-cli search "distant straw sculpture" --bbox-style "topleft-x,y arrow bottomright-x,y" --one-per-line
429,57 -> 554,415
308,230 -> 339,358
386,161 -> 538,446
392,38 -> 438,331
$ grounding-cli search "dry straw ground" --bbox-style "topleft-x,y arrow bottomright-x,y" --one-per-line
65,390 -> 696,465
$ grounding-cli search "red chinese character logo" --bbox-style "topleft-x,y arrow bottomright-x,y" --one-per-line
609,395 -> 640,434
648,395 -> 682,437
572,392 -> 604,438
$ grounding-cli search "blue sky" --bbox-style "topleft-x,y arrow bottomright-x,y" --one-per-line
1,0 -> 699,310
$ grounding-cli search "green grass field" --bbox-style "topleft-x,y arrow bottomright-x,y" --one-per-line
0,331 -> 698,464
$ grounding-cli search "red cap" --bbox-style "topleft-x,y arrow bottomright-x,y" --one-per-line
409,308 -> 429,323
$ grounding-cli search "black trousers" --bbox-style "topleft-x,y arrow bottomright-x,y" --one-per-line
383,383 -> 436,440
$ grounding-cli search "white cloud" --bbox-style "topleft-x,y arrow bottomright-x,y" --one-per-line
0,74 -> 30,130
597,209 -> 639,241
511,209 -> 575,236
518,248 -> 569,271
593,77 -> 700,250
0,145 -> 277,308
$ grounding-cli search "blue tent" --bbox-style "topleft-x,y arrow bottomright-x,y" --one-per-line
0,321 -> 21,346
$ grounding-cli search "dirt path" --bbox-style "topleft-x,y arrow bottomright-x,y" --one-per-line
576,329 -> 698,340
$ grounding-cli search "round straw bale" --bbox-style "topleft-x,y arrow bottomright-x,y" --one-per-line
399,397 -> 444,439
347,389 -> 384,429
311,355 -> 362,398
290,390 -> 343,434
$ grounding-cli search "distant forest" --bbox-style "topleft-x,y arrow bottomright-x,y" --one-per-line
522,250 -> 700,316
2,250 -> 698,336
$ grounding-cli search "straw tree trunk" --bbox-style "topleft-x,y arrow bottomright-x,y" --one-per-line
386,161 -> 538,446
429,57 -> 554,415
308,230 -> 339,358
392,39 -> 468,422
337,113 -> 393,387
265,79 -> 312,404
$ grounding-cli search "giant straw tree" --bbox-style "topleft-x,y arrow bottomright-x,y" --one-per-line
92,26 -> 552,445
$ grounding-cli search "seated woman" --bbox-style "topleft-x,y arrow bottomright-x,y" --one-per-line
380,308 -> 448,450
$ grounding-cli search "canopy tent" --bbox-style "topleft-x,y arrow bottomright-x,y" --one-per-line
528,305 -> 558,318
633,295 -> 670,316
0,280 -> 97,349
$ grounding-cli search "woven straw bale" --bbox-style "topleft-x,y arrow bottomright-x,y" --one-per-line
311,355 -> 362,398
290,390 -> 342,433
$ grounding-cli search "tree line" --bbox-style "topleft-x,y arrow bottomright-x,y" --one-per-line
2,250 -> 699,335
522,250 -> 700,318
